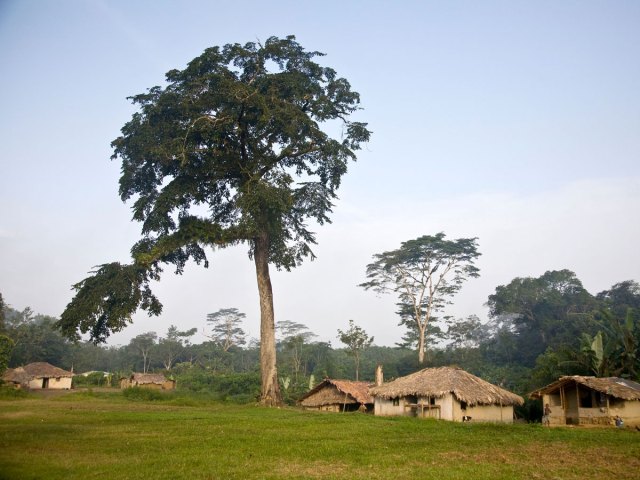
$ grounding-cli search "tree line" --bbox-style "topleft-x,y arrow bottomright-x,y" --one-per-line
2,273 -> 638,409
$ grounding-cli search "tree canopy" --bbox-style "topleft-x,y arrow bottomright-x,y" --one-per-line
359,233 -> 480,364
486,269 -> 596,366
337,319 -> 374,381
56,36 -> 370,405
205,308 -> 247,352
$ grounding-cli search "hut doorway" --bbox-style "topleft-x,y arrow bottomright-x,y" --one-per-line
42,378 -> 49,389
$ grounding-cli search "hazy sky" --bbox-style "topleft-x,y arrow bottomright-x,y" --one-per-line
1,0 -> 638,347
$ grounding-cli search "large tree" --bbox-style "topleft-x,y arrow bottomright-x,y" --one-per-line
359,233 -> 480,364
56,36 -> 369,405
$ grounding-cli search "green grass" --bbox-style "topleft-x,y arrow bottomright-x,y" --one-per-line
0,391 -> 639,480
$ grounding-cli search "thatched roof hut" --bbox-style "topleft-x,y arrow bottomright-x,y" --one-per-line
120,373 -> 176,390
371,366 -> 523,406
529,376 -> 640,427
299,379 -> 373,412
530,376 -> 640,401
371,366 -> 523,422
2,362 -> 74,389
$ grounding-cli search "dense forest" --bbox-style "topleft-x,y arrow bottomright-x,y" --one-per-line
1,270 -> 639,414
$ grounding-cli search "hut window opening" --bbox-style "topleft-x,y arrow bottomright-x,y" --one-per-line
430,397 -> 435,406
579,390 -> 593,408
598,393 -> 607,407
460,401 -> 468,411
407,395 -> 418,404
392,398 -> 400,406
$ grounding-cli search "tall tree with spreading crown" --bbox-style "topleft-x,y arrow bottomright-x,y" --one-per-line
57,36 -> 370,405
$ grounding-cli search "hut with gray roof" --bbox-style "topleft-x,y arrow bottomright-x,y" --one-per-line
299,379 -> 374,412
370,366 -> 523,423
530,376 -> 640,427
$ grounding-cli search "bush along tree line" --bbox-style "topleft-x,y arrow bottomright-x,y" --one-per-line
2,273 -> 639,411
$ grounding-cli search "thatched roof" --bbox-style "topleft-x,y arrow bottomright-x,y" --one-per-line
370,366 -> 524,407
299,379 -> 373,406
3,362 -> 73,382
530,376 -> 640,401
2,367 -> 31,384
127,373 -> 170,385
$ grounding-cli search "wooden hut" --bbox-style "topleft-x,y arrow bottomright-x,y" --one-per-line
530,376 -> 640,427
2,362 -> 73,390
370,366 -> 523,423
120,373 -> 176,390
299,379 -> 374,412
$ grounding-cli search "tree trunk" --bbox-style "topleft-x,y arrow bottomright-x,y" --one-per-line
254,232 -> 283,406
417,328 -> 426,364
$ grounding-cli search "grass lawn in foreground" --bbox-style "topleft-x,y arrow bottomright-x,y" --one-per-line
0,390 -> 639,480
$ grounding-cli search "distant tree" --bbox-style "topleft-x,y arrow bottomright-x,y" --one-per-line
205,308 -> 247,352
56,36 -> 370,405
0,294 -> 12,373
487,270 -> 596,366
337,320 -> 373,381
445,315 -> 489,350
129,332 -> 157,373
3,308 -> 70,368
156,325 -> 197,370
0,335 -> 14,375
597,281 -> 640,317
359,233 -> 480,364
0,293 -> 6,333
277,321 -> 316,382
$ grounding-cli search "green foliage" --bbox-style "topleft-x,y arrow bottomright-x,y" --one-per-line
205,308 -> 247,351
0,334 -> 14,375
486,270 -> 596,366
276,321 -> 318,382
57,262 -> 162,343
174,367 -> 260,403
337,319 -> 374,381
72,372 -> 109,388
0,385 -> 31,399
0,292 -> 6,333
122,387 -> 167,402
3,307 -> 72,368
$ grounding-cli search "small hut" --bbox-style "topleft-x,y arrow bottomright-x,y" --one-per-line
2,362 -> 74,390
370,366 -> 523,423
299,379 -> 374,412
530,376 -> 640,427
120,373 -> 176,390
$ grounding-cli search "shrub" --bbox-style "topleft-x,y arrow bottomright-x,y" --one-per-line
122,387 -> 167,402
174,368 -> 260,403
0,385 -> 30,399
73,372 -> 109,388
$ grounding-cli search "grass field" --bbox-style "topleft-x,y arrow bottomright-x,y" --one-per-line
1,389 -> 639,480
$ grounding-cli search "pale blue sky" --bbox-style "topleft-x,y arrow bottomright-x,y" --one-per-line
1,1 -> 639,346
